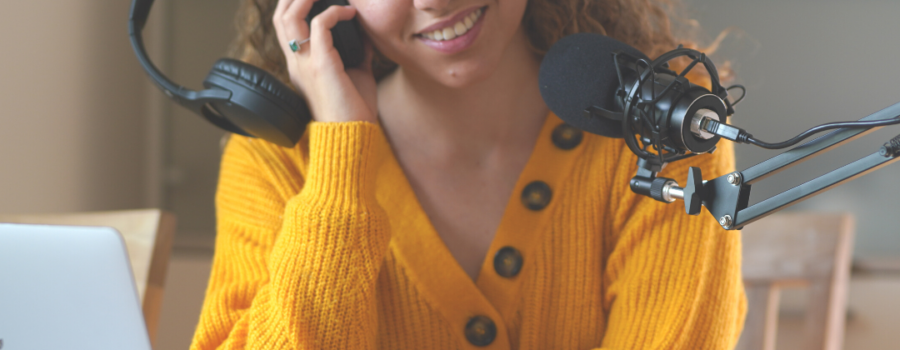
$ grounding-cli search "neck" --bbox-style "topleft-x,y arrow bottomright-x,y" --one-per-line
378,29 -> 548,163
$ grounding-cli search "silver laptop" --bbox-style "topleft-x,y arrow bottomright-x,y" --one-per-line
0,223 -> 152,350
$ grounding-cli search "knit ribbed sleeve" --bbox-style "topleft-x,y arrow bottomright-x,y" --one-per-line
190,121 -> 391,350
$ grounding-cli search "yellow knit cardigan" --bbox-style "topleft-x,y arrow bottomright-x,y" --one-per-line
190,113 -> 746,350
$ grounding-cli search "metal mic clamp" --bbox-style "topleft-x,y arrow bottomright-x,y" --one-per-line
629,158 -> 685,204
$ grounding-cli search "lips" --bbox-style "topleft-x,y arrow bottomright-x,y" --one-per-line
418,7 -> 483,41
415,6 -> 487,54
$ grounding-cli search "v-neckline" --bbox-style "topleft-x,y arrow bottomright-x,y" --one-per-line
374,112 -> 586,349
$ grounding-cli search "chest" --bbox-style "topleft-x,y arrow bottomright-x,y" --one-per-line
402,158 -> 526,281
378,116 -> 589,281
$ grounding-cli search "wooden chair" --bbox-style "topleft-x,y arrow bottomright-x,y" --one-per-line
736,212 -> 855,350
0,209 -> 176,349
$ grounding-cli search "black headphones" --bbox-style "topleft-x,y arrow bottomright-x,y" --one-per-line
128,0 -> 363,147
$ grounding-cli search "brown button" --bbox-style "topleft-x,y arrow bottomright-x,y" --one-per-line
494,246 -> 523,278
552,123 -> 583,150
465,315 -> 497,346
521,181 -> 552,211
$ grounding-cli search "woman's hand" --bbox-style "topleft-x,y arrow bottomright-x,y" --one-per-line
273,0 -> 377,123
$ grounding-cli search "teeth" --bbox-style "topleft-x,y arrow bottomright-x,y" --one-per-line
454,22 -> 467,36
442,27 -> 457,40
421,8 -> 483,42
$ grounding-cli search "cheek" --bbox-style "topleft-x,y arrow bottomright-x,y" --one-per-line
353,0 -> 412,50
496,0 -> 529,41
507,0 -> 528,28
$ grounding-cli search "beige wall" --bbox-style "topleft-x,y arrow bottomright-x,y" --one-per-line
0,0 -> 235,238
0,0 -> 158,213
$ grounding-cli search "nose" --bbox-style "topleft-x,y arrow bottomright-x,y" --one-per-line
414,0 -> 453,12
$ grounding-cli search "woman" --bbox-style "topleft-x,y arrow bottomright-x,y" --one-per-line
191,0 -> 745,348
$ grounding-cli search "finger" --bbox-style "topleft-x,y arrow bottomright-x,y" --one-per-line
275,0 -> 317,55
273,0 -> 294,19
272,0 -> 295,43
272,0 -> 303,54
309,5 -> 357,56
283,0 -> 318,43
285,0 -> 318,21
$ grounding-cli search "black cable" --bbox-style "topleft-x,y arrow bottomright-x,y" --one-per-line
744,117 -> 900,149
727,85 -> 746,106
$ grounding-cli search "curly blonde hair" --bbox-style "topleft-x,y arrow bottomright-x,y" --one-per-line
230,0 -> 691,84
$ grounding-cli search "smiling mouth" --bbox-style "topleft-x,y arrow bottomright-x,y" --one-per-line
416,7 -> 485,42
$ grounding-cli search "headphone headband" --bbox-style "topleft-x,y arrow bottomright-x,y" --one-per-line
128,0 -> 351,147
128,0 -> 273,139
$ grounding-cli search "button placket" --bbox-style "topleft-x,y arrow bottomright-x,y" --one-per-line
470,114 -> 585,348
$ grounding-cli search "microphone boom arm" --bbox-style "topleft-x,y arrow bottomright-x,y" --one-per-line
638,101 -> 900,230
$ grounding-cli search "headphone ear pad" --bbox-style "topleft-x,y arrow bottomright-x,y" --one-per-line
203,58 -> 311,147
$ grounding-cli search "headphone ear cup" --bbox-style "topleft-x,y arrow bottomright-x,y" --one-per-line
202,58 -> 311,147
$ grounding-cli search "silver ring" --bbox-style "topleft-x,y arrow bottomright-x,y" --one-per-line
288,38 -> 310,52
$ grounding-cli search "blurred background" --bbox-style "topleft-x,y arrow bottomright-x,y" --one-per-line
1,0 -> 898,348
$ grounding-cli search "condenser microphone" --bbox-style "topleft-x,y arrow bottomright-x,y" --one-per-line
539,33 -> 733,160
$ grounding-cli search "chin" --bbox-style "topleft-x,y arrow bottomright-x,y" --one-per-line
429,59 -> 499,89
393,36 -> 516,90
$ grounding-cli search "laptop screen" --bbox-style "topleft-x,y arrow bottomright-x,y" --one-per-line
0,223 -> 151,350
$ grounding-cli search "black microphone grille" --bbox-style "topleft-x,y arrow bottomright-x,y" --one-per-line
539,33 -> 649,138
